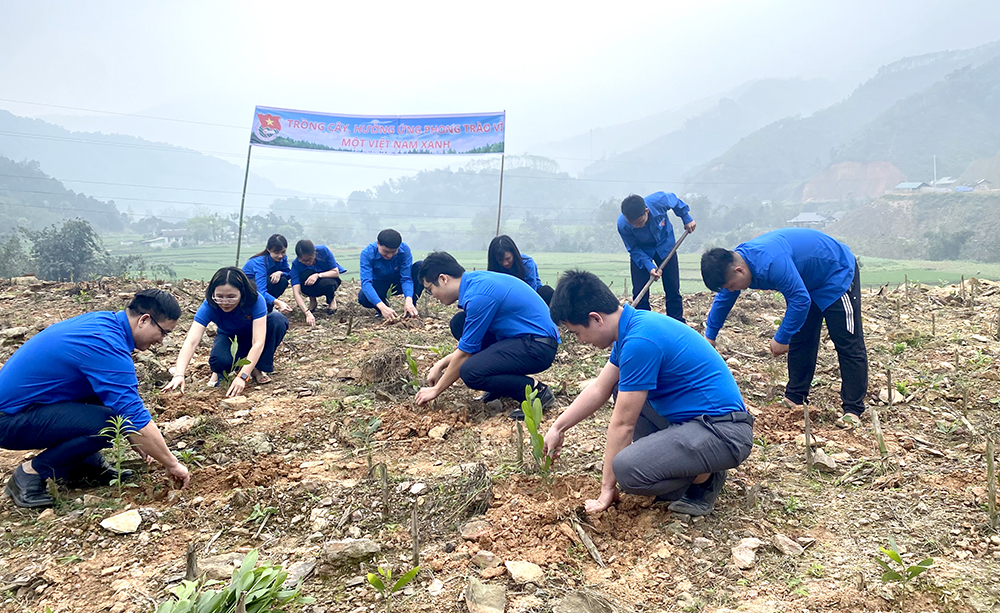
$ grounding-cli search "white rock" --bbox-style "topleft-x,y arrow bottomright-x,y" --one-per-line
812,448 -> 838,472
409,482 -> 428,496
427,578 -> 444,596
772,533 -> 804,556
428,425 -> 450,440
504,560 -> 544,584
878,388 -> 904,404
732,545 -> 757,569
100,509 -> 142,534
160,416 -> 197,437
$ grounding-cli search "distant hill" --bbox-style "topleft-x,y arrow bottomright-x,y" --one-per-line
829,191 -> 1000,262
0,156 -> 123,234
684,41 -> 1000,204
580,77 -> 844,197
0,110 -> 289,218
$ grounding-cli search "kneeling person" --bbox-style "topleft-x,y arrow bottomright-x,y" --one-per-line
358,229 -> 423,319
543,271 -> 753,516
290,239 -> 346,326
415,251 -> 560,411
0,290 -> 191,508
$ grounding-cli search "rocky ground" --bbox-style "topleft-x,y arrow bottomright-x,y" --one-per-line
1,274 -> 1000,613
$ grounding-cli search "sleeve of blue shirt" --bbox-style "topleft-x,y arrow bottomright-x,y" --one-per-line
250,293 -> 267,319
289,259 -> 305,287
244,256 -> 275,307
616,338 -> 663,392
522,256 -> 542,290
318,246 -> 347,273
767,255 -> 812,345
704,289 -> 742,341
457,294 -> 500,354
617,217 -> 656,272
359,245 -> 382,306
194,300 -> 213,327
80,349 -> 151,429
399,246 -> 414,298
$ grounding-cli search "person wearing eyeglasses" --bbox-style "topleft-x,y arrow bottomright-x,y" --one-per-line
0,289 -> 191,508
164,267 -> 288,397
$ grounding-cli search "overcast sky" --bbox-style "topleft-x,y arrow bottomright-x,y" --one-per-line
2,0 -> 999,194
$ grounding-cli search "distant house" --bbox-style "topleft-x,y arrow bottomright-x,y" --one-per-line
160,229 -> 189,245
141,236 -> 170,249
787,212 -> 829,228
932,176 -> 956,187
973,179 -> 993,191
893,181 -> 931,193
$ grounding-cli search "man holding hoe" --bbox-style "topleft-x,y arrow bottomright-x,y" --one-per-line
543,271 -> 753,516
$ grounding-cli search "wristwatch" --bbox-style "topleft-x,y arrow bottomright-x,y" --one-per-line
239,372 -> 250,381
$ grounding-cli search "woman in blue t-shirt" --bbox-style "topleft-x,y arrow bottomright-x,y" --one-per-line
487,235 -> 554,304
164,267 -> 288,397
241,233 -> 293,314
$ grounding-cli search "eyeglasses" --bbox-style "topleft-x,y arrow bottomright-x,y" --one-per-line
212,295 -> 241,305
149,316 -> 170,337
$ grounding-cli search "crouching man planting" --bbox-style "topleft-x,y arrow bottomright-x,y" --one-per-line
543,270 -> 753,516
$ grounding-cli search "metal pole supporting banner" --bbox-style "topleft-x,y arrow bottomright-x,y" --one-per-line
234,143 -> 253,266
495,152 -> 506,237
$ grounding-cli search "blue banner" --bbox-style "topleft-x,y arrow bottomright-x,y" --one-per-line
250,106 -> 504,155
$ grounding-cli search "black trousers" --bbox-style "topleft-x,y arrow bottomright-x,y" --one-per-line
630,252 -> 683,322
449,311 -> 557,398
268,277 -> 289,299
299,277 -> 341,303
784,263 -> 868,415
357,261 -> 424,309
209,311 -> 289,375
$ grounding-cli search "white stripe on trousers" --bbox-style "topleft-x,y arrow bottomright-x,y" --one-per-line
841,293 -> 854,335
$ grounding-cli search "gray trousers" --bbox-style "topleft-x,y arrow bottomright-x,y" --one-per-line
612,402 -> 754,500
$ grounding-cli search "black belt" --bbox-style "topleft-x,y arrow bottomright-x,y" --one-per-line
705,411 -> 754,425
530,336 -> 558,348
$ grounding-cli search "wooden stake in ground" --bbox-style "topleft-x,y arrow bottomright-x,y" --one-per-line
803,401 -> 814,472
871,408 -> 888,468
961,275 -> 966,304
629,230 -> 690,308
411,501 -> 420,568
932,312 -> 936,337
904,274 -> 909,304
379,463 -> 389,516
988,437 -> 997,530
185,541 -> 198,581
886,367 -> 894,410
515,421 -> 524,468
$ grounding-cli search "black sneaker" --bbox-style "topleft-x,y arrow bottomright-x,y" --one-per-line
476,391 -> 502,403
64,456 -> 135,489
5,465 -> 54,508
509,383 -> 555,420
667,471 -> 727,516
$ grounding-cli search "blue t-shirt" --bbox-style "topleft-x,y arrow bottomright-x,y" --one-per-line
289,245 -> 346,287
194,293 -> 267,336
242,253 -> 291,307
359,242 -> 415,305
521,255 -> 542,291
0,310 -> 152,429
617,191 -> 693,272
609,305 -> 745,423
456,271 -> 560,354
705,228 -> 856,345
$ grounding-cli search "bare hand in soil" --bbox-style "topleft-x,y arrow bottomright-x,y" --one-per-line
268,271 -> 283,284
404,303 -> 419,318
273,299 -> 292,314
543,427 -> 564,462
305,312 -> 316,326
415,386 -> 440,406
585,487 -> 619,514
769,339 -> 789,357
162,374 -> 185,394
226,377 -> 246,397
378,304 -> 400,321
168,462 -> 191,489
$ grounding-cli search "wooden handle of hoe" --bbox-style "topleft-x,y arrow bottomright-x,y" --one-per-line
630,229 -> 690,308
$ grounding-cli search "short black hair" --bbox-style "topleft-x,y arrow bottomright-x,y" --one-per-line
549,270 -> 620,326
206,267 -> 258,311
127,288 -> 181,322
701,248 -> 737,292
295,239 -> 316,258
620,194 -> 647,221
418,251 -> 465,285
377,229 -> 402,250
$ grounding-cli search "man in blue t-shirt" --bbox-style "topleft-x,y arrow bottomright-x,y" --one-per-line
414,251 -> 560,414
617,192 -> 697,320
357,229 -> 423,320
543,270 -> 753,516
0,290 -> 192,508
700,228 -> 868,429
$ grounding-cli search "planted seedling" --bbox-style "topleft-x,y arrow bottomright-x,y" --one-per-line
404,348 -> 419,390
352,416 -> 382,474
98,415 -> 139,500
221,341 -> 251,387
521,385 -> 552,475
367,563 -> 420,613
874,536 -> 933,610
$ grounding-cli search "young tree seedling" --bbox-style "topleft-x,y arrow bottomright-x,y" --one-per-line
366,563 -> 420,613
522,385 -> 552,474
98,415 -> 139,500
